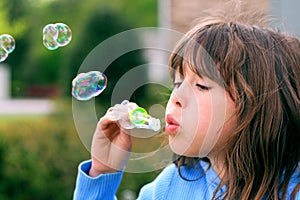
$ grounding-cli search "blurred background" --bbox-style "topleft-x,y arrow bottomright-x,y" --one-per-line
0,0 -> 298,199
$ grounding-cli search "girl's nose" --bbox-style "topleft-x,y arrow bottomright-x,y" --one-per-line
170,82 -> 188,108
170,92 -> 182,107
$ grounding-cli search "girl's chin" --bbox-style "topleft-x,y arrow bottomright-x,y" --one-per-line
169,141 -> 194,156
168,140 -> 208,158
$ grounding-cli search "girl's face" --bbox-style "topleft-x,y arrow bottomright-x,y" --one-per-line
165,64 -> 237,157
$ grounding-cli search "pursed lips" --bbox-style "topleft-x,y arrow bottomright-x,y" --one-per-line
165,114 -> 180,135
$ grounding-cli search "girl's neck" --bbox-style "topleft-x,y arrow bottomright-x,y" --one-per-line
207,153 -> 226,181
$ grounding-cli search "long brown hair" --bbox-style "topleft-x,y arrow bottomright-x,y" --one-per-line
169,14 -> 300,200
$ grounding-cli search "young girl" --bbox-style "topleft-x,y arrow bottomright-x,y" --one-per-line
73,14 -> 300,200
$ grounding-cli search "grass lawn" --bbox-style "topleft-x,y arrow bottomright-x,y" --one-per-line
0,115 -> 48,125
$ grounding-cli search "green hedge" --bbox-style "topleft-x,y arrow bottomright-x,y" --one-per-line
0,107 -> 88,199
0,100 -> 163,199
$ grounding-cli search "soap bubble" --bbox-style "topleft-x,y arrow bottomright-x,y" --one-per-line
0,34 -> 16,54
72,71 -> 107,101
42,24 -> 59,50
42,23 -> 72,50
0,34 -> 15,62
56,23 -> 72,47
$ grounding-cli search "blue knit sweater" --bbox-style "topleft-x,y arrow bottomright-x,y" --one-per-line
73,160 -> 300,200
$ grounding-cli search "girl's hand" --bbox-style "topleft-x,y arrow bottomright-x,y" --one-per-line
89,108 -> 132,177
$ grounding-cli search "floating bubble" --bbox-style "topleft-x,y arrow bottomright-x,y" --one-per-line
43,24 -> 59,50
56,23 -> 72,47
42,23 -> 72,50
0,34 -> 15,62
72,71 -> 107,101
0,34 -> 16,54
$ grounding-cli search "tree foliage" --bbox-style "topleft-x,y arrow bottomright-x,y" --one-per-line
0,0 -> 157,98
0,1 -> 161,198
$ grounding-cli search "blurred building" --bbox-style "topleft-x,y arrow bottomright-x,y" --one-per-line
154,0 -> 270,83
153,0 -> 300,83
270,0 -> 300,38
0,64 -> 54,115
159,0 -> 300,38
168,0 -> 269,32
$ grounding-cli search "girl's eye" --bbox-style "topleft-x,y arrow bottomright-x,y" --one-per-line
173,82 -> 182,89
196,83 -> 209,91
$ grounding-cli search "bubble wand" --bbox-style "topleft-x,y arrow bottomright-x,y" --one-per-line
107,100 -> 161,131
